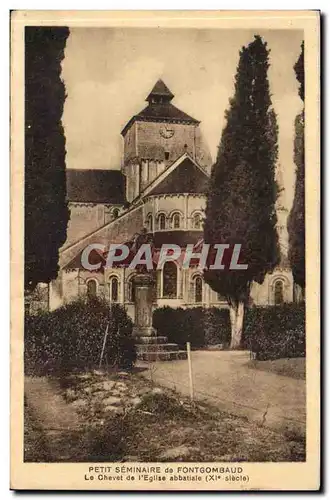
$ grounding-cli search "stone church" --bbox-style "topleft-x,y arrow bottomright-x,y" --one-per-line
43,79 -> 295,318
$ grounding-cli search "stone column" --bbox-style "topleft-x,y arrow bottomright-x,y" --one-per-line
132,273 -> 156,338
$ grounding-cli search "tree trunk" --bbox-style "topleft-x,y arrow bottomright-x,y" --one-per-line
229,301 -> 245,349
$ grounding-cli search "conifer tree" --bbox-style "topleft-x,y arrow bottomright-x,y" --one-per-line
288,42 -> 305,290
204,35 -> 280,348
25,27 -> 70,291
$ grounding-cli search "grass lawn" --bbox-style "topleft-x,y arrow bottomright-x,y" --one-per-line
24,401 -> 50,462
25,368 -> 305,463
247,357 -> 305,380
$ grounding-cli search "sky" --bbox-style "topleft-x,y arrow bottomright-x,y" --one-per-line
62,27 -> 303,211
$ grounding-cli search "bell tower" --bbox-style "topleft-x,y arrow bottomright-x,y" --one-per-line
275,163 -> 289,266
121,79 -> 212,203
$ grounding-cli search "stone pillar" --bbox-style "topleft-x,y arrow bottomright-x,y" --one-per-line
132,271 -> 187,362
132,273 -> 156,338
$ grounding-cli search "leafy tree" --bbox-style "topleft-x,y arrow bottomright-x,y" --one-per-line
204,35 -> 280,348
25,27 -> 70,291
288,42 -> 305,290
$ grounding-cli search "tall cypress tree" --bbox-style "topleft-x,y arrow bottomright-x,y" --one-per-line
25,27 -> 70,291
288,42 -> 305,290
204,35 -> 280,348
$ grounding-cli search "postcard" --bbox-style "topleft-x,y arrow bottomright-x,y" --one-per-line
11,10 -> 320,490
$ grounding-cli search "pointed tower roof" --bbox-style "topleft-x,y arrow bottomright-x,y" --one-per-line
146,79 -> 174,102
121,79 -> 199,136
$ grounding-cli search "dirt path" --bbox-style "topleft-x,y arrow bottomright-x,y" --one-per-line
24,376 -> 85,461
24,368 -> 306,463
138,350 -> 306,434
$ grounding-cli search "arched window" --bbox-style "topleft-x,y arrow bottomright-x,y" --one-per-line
193,213 -> 202,230
128,276 -> 136,303
172,212 -> 181,229
274,280 -> 284,305
109,276 -> 119,302
157,213 -> 166,230
146,213 -> 153,232
162,261 -> 177,298
194,275 -> 203,303
112,208 -> 119,220
87,279 -> 97,298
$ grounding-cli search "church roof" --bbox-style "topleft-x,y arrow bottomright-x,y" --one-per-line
63,230 -> 204,270
147,157 -> 209,196
64,247 -> 105,271
146,79 -> 174,101
152,230 -> 203,248
121,103 -> 199,136
138,103 -> 198,124
121,80 -> 199,136
66,169 -> 126,204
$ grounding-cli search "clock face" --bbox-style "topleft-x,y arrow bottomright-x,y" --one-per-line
160,126 -> 175,139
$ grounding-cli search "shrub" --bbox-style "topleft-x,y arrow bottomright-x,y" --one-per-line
243,303 -> 306,360
153,306 -> 230,348
204,308 -> 231,346
25,297 -> 136,375
153,303 -> 305,360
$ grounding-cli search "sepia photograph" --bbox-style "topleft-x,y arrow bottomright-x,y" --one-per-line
11,10 -> 320,491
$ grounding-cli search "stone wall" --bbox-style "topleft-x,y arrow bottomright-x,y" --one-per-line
123,120 -> 212,202
64,203 -> 124,249
143,194 -> 206,230
124,121 -> 197,164
250,269 -> 294,306
123,162 -> 140,203
59,203 -> 145,269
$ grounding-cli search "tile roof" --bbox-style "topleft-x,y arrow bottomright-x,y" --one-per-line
151,230 -> 203,248
66,169 -> 126,204
64,247 -> 105,271
146,79 -> 174,101
147,157 -> 209,196
138,102 -> 198,123
64,230 -> 204,270
121,103 -> 199,136
121,77 -> 199,138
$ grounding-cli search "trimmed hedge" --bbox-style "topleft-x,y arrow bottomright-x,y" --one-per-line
244,303 -> 306,360
153,306 -> 230,349
153,303 -> 305,360
25,298 -> 136,375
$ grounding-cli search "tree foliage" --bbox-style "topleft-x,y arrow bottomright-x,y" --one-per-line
25,27 -> 70,291
204,35 -> 280,306
288,42 -> 305,289
294,41 -> 304,101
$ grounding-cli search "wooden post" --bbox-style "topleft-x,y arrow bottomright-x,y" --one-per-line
187,342 -> 194,401
99,323 -> 109,369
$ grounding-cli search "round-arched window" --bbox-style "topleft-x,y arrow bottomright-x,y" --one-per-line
193,213 -> 202,230
128,276 -> 136,303
194,275 -> 203,303
87,279 -> 97,298
172,212 -> 181,229
162,261 -> 177,298
146,213 -> 153,232
112,208 -> 119,220
274,280 -> 284,305
109,276 -> 119,302
157,213 -> 166,230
